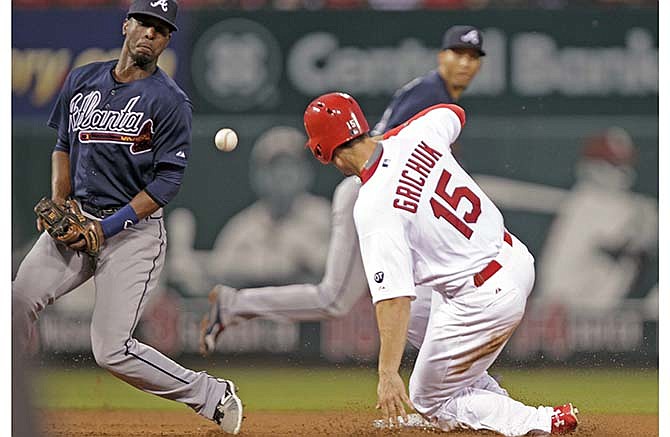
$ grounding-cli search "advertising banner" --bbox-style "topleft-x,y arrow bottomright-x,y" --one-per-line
186,10 -> 658,116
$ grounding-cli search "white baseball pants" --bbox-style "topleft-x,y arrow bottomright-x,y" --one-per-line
409,234 -> 555,436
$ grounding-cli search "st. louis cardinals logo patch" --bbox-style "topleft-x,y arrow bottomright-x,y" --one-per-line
70,91 -> 154,155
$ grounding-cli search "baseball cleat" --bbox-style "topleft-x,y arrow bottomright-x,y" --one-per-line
213,379 -> 243,434
372,413 -> 437,430
199,285 -> 235,356
551,403 -> 579,434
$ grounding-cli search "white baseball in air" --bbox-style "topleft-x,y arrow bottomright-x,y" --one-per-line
214,128 -> 239,152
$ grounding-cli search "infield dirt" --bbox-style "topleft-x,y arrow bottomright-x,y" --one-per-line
42,410 -> 657,436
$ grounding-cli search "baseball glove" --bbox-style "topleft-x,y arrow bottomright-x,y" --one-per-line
34,197 -> 104,256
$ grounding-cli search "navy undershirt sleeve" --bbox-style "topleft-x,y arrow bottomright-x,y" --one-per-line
144,164 -> 185,207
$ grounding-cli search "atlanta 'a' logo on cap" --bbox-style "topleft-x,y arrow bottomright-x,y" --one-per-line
150,0 -> 169,12
460,29 -> 480,45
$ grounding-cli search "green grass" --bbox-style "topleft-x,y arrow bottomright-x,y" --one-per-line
36,366 -> 658,414
492,368 -> 658,415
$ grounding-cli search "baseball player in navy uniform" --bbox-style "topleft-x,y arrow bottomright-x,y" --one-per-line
200,25 -> 486,359
372,25 -> 485,135
301,92 -> 579,436
12,1 -> 242,433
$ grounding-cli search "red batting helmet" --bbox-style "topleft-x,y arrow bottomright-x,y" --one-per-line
303,92 -> 370,164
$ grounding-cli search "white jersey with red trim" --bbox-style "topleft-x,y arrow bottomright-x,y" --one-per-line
354,105 -> 505,303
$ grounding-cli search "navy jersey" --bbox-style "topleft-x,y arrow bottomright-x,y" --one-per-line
372,70 -> 453,135
48,60 -> 192,209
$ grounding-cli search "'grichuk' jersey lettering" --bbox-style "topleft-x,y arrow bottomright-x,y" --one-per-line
48,60 -> 192,209
354,105 -> 505,304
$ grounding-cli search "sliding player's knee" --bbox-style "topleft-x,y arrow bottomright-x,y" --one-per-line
409,376 -> 439,416
409,384 -> 462,433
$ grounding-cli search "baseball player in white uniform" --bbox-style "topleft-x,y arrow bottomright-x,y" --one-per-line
296,92 -> 579,436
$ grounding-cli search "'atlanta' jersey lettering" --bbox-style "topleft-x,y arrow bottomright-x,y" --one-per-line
48,60 -> 192,209
69,92 -> 147,134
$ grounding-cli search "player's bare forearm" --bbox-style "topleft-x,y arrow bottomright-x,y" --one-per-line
375,297 -> 412,374
129,191 -> 161,220
375,296 -> 414,423
51,150 -> 71,204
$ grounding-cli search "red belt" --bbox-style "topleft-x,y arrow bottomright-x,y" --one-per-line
474,231 -> 513,287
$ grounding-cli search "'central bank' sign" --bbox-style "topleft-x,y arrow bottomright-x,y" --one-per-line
188,10 -> 657,115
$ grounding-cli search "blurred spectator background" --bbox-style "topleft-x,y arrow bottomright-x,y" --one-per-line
12,0 -> 659,9
12,0 -> 657,367
207,126 -> 331,289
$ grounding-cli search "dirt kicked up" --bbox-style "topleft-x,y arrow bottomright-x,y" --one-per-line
41,409 -> 658,436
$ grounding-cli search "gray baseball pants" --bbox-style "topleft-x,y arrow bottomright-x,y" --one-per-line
12,211 -> 227,419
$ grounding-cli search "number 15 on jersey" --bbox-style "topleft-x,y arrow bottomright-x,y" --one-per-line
429,169 -> 481,239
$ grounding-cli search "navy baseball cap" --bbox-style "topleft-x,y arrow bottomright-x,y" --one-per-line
127,0 -> 179,32
442,25 -> 485,56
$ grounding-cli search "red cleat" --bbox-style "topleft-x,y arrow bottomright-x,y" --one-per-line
551,403 -> 579,434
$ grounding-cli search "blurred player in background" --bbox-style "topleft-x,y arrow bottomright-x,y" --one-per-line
12,1 -> 242,433
299,92 -> 578,435
200,24 -> 486,356
536,127 -> 657,310
207,126 -> 331,288
372,24 -> 485,135
474,126 -> 658,311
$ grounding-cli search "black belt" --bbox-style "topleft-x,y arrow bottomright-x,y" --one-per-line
80,202 -> 121,219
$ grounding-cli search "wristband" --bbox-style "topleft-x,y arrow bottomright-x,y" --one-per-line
100,205 -> 140,238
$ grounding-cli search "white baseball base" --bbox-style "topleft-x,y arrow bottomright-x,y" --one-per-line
372,413 -> 437,430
